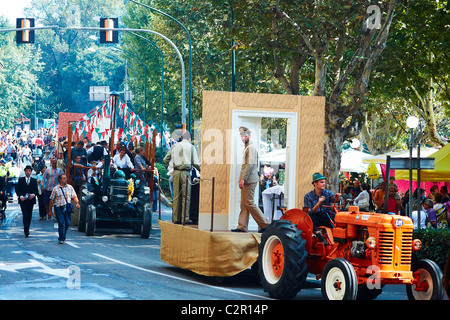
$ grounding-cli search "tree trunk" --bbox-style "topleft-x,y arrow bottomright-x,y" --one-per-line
323,111 -> 344,193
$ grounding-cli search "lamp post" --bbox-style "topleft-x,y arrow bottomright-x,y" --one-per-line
129,0 -> 192,133
34,74 -> 37,131
406,116 -> 419,218
112,47 -> 147,121
127,31 -> 165,161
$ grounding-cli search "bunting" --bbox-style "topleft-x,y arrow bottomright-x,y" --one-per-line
71,97 -> 154,143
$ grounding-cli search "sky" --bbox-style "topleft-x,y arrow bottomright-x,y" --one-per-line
1,0 -> 33,23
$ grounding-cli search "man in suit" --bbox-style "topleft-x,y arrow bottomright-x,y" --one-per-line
231,127 -> 269,233
16,165 -> 38,237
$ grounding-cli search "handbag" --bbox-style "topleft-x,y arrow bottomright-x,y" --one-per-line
60,186 -> 74,214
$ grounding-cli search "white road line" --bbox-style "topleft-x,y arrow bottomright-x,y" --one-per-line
65,241 -> 80,248
92,253 -> 273,300
53,232 -> 80,248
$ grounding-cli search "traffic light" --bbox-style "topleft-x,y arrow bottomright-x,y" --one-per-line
16,18 -> 35,44
100,18 -> 118,44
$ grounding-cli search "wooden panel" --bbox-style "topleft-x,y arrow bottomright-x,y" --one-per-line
231,91 -> 298,110
297,96 -> 326,208
199,91 -> 230,215
199,91 -> 325,228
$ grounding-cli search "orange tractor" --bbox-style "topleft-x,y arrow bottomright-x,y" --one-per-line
257,196 -> 445,300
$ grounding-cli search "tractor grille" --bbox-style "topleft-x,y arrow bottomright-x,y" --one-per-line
378,231 -> 394,265
378,230 -> 413,266
400,231 -> 413,265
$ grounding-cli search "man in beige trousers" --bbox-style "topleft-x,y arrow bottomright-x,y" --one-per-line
231,127 -> 269,233
163,131 -> 201,224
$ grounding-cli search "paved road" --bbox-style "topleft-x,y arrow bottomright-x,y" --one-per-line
0,192 -> 416,302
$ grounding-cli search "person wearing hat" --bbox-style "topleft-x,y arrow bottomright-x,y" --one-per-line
16,165 -> 38,237
231,127 -> 269,232
0,159 -> 8,181
163,131 -> 201,224
304,172 -> 341,242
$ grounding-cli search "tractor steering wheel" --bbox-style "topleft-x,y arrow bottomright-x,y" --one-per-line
321,194 -> 345,212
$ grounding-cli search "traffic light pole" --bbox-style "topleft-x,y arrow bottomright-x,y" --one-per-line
0,25 -> 187,129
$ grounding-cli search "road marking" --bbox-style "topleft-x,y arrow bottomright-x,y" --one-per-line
53,232 -> 80,248
0,259 -> 69,278
92,253 -> 273,300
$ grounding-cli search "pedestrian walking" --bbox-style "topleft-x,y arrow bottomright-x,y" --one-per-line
41,158 -> 64,220
16,165 -> 38,237
163,131 -> 200,224
48,174 -> 80,244
36,165 -> 47,220
231,127 -> 269,233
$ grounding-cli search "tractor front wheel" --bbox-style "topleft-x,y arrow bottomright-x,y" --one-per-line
85,204 -> 96,236
321,258 -> 358,300
257,220 -> 308,299
406,259 -> 445,300
140,207 -> 152,238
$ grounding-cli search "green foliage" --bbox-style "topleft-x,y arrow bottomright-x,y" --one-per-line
0,17 -> 44,129
24,0 -> 126,118
369,0 -> 450,145
155,161 -> 170,199
413,228 -> 450,272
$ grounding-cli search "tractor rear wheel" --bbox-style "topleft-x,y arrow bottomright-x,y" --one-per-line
257,220 -> 308,299
321,258 -> 358,300
406,259 -> 445,300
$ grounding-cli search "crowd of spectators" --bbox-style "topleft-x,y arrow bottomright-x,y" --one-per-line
341,177 -> 449,229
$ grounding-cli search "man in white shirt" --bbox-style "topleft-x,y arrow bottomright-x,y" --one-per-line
21,144 -> 32,166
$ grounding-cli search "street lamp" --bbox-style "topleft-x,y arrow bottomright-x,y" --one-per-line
129,0 -> 192,133
111,47 -> 147,120
406,116 -> 419,217
127,31 -> 165,161
406,116 -> 419,130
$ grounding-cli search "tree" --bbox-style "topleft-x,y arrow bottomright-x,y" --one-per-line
0,17 -> 44,129
369,0 -> 449,147
22,0 -> 126,118
123,1 -> 402,189
226,0 -> 399,190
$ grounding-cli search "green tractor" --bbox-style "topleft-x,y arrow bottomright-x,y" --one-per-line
77,154 -> 152,238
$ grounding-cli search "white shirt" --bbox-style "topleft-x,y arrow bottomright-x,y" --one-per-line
354,190 -> 370,209
112,153 -> 134,169
22,147 -> 31,156
411,210 -> 427,229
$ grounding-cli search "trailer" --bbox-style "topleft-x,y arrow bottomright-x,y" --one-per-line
159,91 -> 325,277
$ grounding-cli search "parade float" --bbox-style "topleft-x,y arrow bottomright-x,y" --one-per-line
65,92 -> 157,237
159,90 -> 326,277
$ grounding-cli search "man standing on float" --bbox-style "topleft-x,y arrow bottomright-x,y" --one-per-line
231,127 -> 269,233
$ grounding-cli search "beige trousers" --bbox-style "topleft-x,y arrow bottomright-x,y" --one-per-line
237,182 -> 269,231
172,170 -> 191,223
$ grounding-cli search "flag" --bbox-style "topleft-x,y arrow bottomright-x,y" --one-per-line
366,161 -> 380,180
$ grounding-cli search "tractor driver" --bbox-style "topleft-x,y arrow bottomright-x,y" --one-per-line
304,173 -> 341,242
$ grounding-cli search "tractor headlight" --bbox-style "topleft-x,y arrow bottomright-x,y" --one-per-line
102,196 -> 108,202
132,197 -> 138,205
365,237 -> 376,249
412,239 -> 422,251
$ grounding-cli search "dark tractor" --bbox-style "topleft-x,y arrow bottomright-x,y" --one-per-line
78,155 -> 152,238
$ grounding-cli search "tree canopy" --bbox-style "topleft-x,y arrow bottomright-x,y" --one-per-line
0,0 -> 448,187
